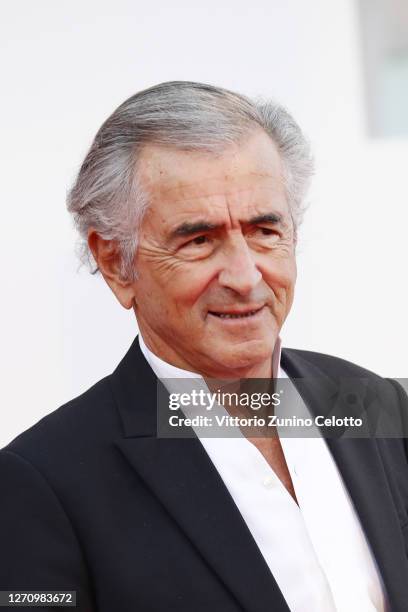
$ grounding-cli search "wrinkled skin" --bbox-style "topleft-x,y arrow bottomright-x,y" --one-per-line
89,129 -> 297,379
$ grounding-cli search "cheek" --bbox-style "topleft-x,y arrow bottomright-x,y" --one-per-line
261,255 -> 297,290
169,263 -> 219,308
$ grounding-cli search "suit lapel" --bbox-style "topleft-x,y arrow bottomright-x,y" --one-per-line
109,337 -> 408,611
110,337 -> 290,612
282,349 -> 408,612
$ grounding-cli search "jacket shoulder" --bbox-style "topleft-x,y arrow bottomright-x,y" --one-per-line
2,375 -> 122,466
282,347 -> 385,381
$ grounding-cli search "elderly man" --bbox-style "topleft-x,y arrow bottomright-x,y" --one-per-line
1,81 -> 408,612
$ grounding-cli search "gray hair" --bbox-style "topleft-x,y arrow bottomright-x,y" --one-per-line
67,81 -> 313,280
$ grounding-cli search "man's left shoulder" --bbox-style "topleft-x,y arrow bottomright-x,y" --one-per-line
282,347 -> 385,380
282,347 -> 408,428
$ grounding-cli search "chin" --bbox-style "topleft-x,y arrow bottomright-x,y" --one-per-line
211,344 -> 273,374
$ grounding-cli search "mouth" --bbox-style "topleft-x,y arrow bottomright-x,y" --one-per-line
208,306 -> 265,320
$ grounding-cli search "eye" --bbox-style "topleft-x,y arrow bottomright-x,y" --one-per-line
258,227 -> 277,236
183,235 -> 210,247
192,235 -> 208,245
254,227 -> 279,238
177,233 -> 215,259
247,227 -> 281,248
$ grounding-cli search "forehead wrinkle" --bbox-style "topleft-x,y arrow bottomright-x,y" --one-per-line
152,183 -> 290,240
151,181 -> 284,212
166,200 -> 287,240
159,191 -> 272,234
148,173 -> 279,201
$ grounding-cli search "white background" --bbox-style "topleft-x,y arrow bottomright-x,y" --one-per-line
1,0 -> 407,447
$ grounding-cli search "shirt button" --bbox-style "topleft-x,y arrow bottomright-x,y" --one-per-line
262,475 -> 275,489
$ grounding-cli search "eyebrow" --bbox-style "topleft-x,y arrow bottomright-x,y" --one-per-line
170,213 -> 283,240
247,213 -> 282,225
172,221 -> 221,238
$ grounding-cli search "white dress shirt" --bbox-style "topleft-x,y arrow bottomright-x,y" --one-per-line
138,332 -> 387,611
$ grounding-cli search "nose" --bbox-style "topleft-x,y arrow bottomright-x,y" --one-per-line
218,235 -> 262,295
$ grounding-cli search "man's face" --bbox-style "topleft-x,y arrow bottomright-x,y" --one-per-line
131,129 -> 297,378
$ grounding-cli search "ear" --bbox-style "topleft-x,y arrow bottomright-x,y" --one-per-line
87,229 -> 135,309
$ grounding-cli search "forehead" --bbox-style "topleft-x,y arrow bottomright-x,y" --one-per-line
137,129 -> 288,223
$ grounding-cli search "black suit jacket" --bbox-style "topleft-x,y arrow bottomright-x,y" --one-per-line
1,338 -> 408,611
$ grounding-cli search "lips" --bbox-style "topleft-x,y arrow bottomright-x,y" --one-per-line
208,306 -> 264,319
